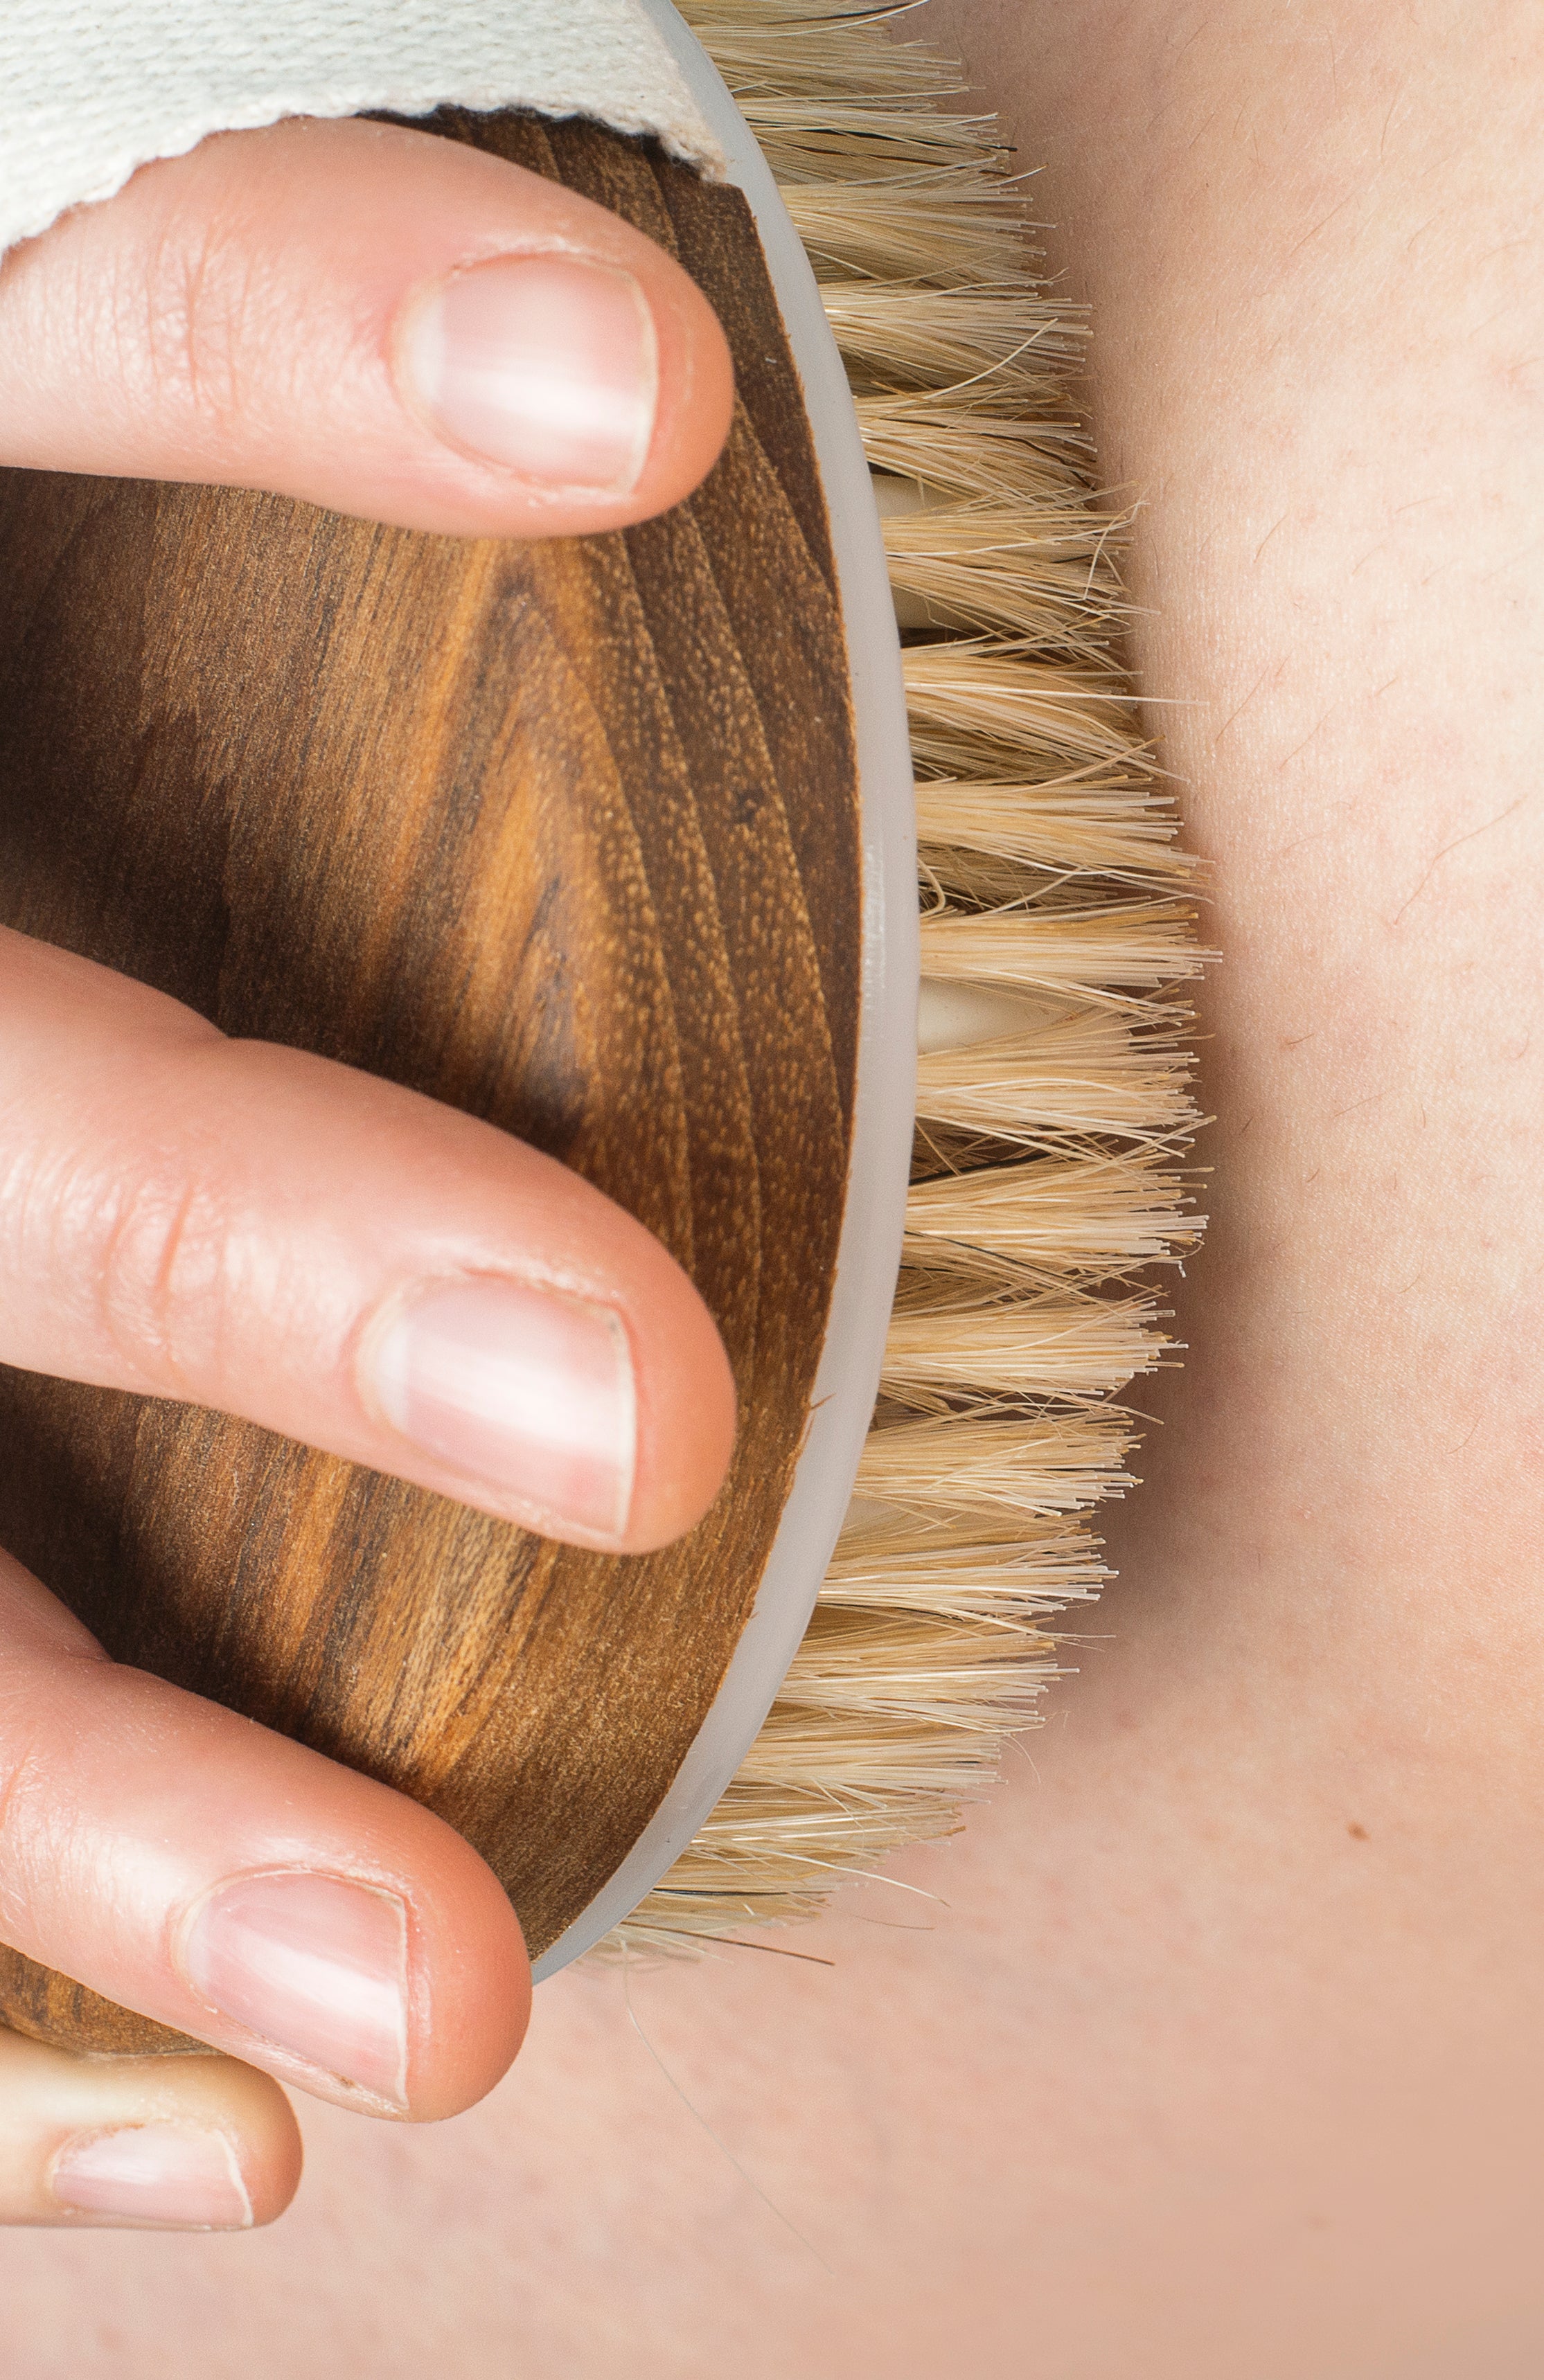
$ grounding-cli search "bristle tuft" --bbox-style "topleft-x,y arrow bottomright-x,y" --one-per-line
601,0 -> 1203,1960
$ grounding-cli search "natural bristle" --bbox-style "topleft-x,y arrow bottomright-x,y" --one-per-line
602,0 -> 1205,1960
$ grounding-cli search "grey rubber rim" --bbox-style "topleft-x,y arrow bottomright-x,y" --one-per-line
533,1 -> 918,1978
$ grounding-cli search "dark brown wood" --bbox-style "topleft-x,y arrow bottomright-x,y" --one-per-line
0,116 -> 860,2052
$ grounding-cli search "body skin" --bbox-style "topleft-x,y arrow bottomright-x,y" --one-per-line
5,1 -> 1544,2372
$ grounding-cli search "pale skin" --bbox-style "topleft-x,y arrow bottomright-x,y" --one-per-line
3,1 -> 1543,2370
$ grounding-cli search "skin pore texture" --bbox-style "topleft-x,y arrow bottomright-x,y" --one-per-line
5,1 -> 1544,2371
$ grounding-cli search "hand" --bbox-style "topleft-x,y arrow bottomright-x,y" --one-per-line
0,113 -> 738,2230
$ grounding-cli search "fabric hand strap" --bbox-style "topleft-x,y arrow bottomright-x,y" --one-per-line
2,0 -> 723,258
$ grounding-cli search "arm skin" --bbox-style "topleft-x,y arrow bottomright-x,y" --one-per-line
6,2 -> 1544,2368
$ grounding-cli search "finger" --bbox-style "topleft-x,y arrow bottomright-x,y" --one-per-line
0,114 -> 735,538
0,2030 -> 301,2231
0,1554 -> 529,2122
0,929 -> 736,1554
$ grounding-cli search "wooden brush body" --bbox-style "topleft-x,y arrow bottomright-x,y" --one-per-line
0,114 -> 862,2052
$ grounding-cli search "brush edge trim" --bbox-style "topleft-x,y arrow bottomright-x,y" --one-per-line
531,0 -> 918,1983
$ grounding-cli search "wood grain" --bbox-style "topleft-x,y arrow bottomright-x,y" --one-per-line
0,114 -> 861,2052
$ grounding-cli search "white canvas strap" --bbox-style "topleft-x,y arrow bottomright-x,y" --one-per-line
1,0 -> 725,258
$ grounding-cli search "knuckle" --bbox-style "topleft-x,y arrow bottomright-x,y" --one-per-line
0,1705 -> 62,1936
92,1158 -> 232,1393
125,205 -> 259,440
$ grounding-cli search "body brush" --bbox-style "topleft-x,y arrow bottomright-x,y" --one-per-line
0,0 -> 1203,2052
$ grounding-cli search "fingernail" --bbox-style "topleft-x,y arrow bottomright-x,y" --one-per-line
401,254 -> 659,494
364,1277 -> 637,1541
52,2125 -> 252,2230
179,1872 -> 410,2111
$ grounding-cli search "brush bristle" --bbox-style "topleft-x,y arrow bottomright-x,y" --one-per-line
604,0 -> 1205,1955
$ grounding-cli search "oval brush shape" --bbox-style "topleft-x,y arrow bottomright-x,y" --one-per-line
0,98 -> 905,2050
0,0 -> 1205,2047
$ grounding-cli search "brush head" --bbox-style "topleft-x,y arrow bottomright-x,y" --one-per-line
0,96 -> 886,2049
0,0 -> 1203,2050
